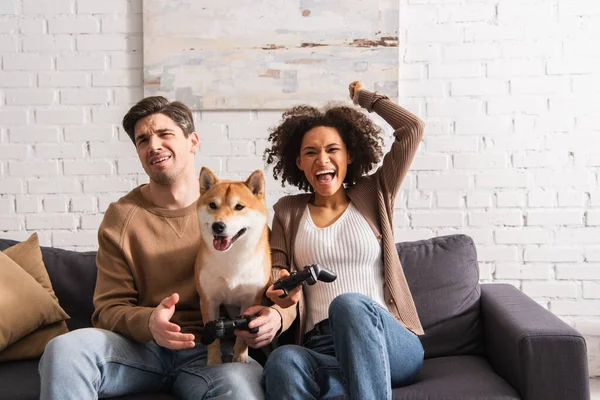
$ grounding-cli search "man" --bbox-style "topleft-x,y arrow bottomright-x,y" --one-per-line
38,96 -> 289,399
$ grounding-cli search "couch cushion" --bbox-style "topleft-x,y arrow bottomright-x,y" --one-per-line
0,360 -> 176,400
3,234 -> 59,303
392,355 -> 520,399
397,234 -> 483,358
0,234 -> 70,360
0,322 -> 68,362
0,238 -> 97,331
0,360 -> 40,400
0,252 -> 69,350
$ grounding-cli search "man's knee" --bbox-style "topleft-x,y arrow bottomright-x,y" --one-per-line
220,360 -> 263,382
43,328 -> 93,361
181,362 -> 264,400
263,345 -> 307,378
41,327 -> 115,372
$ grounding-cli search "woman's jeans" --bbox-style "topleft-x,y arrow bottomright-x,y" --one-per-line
263,293 -> 424,400
38,328 -> 264,400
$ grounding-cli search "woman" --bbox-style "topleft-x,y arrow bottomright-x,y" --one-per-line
261,81 -> 425,399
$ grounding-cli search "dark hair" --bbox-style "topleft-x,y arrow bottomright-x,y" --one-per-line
122,96 -> 195,144
263,105 -> 384,192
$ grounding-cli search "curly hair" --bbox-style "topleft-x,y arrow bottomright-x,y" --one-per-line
263,104 -> 384,192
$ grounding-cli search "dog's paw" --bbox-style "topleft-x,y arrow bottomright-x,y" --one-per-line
207,355 -> 223,366
232,352 -> 249,363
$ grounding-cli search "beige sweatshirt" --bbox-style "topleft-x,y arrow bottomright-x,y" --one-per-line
92,187 -> 295,343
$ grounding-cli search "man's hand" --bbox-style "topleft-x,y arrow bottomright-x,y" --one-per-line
235,305 -> 282,349
149,293 -> 195,350
266,269 -> 302,309
349,80 -> 365,105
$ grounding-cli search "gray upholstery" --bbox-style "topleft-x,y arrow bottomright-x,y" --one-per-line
0,235 -> 590,400
398,234 -> 483,358
482,284 -> 590,400
393,356 -> 519,399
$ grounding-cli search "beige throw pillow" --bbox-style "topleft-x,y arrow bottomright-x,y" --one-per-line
2,233 -> 59,302
0,243 -> 69,351
0,233 -> 71,360
0,321 -> 69,361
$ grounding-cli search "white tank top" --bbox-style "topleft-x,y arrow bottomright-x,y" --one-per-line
294,202 -> 387,333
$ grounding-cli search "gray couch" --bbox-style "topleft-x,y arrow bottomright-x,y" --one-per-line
0,234 -> 590,399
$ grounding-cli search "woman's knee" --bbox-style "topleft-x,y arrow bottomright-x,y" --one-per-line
329,292 -> 371,320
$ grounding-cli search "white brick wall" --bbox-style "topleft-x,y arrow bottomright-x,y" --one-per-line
0,0 -> 598,376
396,0 -> 600,376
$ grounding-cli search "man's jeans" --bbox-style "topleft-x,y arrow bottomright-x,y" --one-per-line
38,328 -> 264,400
263,293 -> 424,400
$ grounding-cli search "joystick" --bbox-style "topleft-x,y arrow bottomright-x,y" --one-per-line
273,264 -> 337,298
201,314 -> 258,345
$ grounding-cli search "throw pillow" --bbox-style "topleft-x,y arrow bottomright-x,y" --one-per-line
0,251 -> 69,351
398,234 -> 484,358
0,321 -> 68,361
2,233 -> 59,302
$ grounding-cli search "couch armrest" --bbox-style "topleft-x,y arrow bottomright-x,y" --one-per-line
481,283 -> 589,400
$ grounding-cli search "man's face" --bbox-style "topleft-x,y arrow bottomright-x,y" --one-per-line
133,113 -> 199,185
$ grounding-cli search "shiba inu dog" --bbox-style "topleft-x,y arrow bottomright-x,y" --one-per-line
194,167 -> 271,365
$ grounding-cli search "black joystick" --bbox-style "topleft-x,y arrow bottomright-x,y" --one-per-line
272,264 -> 337,298
201,315 -> 258,345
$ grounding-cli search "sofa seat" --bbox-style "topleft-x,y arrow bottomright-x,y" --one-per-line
393,355 -> 519,399
0,356 -> 519,400
0,359 -> 176,400
0,360 -> 39,400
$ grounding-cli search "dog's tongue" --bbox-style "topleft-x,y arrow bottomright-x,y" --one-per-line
213,236 -> 231,251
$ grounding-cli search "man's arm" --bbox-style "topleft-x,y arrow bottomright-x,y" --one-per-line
92,212 -> 155,343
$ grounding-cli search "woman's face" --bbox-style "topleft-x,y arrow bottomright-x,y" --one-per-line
296,126 -> 352,198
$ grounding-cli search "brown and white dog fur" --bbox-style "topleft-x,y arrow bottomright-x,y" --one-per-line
194,167 -> 271,365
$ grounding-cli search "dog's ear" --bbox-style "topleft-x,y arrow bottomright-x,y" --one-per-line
245,170 -> 265,199
199,167 -> 219,195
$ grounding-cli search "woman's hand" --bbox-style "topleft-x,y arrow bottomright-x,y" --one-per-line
349,80 -> 365,105
266,269 -> 302,309
235,305 -> 281,349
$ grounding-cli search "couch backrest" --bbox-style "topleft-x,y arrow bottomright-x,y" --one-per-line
1,233 -> 484,358
0,238 -> 97,331
398,234 -> 484,359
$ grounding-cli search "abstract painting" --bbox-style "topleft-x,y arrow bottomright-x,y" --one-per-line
143,0 -> 398,110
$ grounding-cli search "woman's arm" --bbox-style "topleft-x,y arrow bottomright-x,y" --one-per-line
266,206 -> 299,332
354,84 -> 424,207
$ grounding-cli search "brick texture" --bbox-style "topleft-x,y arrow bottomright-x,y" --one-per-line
0,0 -> 598,376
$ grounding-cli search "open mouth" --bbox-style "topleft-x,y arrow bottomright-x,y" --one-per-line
213,228 -> 247,251
150,155 -> 171,166
315,169 -> 336,185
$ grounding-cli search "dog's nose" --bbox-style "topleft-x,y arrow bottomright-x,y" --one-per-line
212,222 -> 226,235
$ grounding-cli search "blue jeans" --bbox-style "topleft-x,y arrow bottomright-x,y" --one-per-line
38,328 -> 264,400
263,293 -> 424,400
